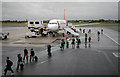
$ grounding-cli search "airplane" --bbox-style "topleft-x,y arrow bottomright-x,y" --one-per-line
27,9 -> 99,37
47,9 -> 79,37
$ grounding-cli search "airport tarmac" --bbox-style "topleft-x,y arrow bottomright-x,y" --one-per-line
1,26 -> 119,76
2,26 -> 65,47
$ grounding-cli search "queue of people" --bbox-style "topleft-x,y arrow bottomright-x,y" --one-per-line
3,48 -> 38,76
3,28 -> 103,76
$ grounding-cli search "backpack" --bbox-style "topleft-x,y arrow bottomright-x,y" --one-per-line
9,60 -> 13,66
34,56 -> 38,62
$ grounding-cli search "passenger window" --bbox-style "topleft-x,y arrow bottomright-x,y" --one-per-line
35,22 -> 39,24
30,22 -> 34,24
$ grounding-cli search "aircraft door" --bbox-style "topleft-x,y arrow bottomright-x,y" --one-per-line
57,21 -> 60,28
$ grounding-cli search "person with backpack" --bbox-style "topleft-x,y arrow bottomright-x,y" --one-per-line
16,54 -> 24,72
4,57 -> 14,76
23,47 -> 28,63
30,48 -> 35,62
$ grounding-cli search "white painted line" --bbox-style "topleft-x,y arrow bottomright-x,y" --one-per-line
37,60 -> 48,65
112,52 -> 119,58
40,60 -> 48,64
104,33 -> 120,46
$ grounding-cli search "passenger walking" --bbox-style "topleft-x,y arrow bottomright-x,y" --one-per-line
79,28 -> 82,32
66,40 -> 69,48
16,54 -> 24,72
23,47 -> 28,63
88,37 -> 91,43
76,38 -> 81,48
4,57 -> 14,76
97,31 -> 100,41
66,36 -> 69,41
30,48 -> 35,62
101,29 -> 103,34
71,38 -> 75,49
88,29 -> 91,33
47,44 -> 52,57
83,29 -> 85,33
61,39 -> 65,51
85,33 -> 87,43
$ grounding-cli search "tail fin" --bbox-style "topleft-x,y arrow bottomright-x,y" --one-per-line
63,9 -> 65,20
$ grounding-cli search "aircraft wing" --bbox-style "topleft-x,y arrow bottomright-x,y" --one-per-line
74,23 -> 100,27
64,27 -> 79,36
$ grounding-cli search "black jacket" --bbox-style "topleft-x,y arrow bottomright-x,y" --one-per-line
24,49 -> 28,55
31,50 -> 35,56
6,60 -> 13,68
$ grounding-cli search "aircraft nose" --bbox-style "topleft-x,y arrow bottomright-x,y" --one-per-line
48,24 -> 58,31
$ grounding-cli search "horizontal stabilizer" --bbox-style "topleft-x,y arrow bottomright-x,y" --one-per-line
64,27 -> 79,36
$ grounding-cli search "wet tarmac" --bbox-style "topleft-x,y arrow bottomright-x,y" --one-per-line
1,26 -> 119,76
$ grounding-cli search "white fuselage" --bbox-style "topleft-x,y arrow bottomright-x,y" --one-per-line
48,19 -> 67,31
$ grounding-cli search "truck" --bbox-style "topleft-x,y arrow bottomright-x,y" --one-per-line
28,20 -> 43,29
26,20 -> 48,38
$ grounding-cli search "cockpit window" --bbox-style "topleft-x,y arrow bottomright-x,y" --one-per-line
49,23 -> 57,24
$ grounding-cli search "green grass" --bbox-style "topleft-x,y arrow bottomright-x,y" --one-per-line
71,22 -> 120,26
1,22 -> 27,26
1,22 -> 120,27
71,22 -> 90,25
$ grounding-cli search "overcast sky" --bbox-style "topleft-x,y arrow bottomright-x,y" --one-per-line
2,2 -> 119,20
1,0 -> 120,2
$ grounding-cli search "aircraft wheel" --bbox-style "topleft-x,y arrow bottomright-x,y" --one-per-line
4,36 -> 7,39
53,34 -> 55,37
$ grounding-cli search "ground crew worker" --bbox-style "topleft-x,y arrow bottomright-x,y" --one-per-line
4,57 -> 14,76
41,28 -> 43,34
